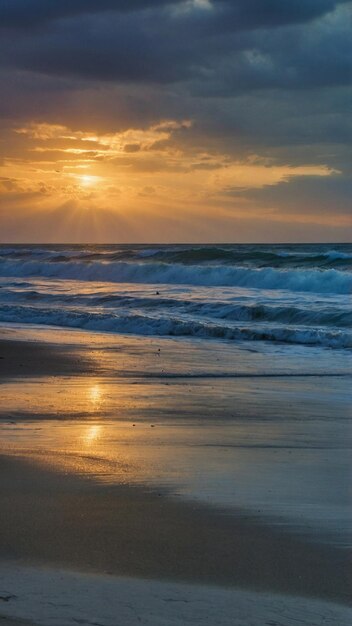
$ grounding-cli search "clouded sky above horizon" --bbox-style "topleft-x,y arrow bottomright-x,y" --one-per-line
0,0 -> 351,242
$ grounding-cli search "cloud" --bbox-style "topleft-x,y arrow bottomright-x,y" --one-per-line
0,0 -> 346,31
0,1 -> 183,29
231,174 -> 352,223
0,1 -> 351,242
0,1 -> 350,90
124,144 -> 141,153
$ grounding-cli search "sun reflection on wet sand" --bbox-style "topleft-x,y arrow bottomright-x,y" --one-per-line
0,326 -> 351,548
82,424 -> 103,446
89,384 -> 103,407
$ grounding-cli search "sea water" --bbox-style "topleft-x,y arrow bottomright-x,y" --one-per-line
0,243 -> 351,349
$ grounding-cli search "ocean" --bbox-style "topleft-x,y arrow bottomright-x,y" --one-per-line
0,243 -> 351,350
0,243 -> 351,549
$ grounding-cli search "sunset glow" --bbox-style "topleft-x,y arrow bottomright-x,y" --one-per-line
0,5 -> 350,621
0,1 -> 351,242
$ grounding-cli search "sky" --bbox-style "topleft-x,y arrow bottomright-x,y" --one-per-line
0,0 -> 351,243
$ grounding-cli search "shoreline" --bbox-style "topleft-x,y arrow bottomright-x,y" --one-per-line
0,326 -> 351,622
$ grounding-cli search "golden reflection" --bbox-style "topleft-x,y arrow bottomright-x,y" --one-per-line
89,384 -> 103,407
83,424 -> 102,446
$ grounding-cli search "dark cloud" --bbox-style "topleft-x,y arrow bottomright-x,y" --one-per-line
0,1 -> 350,90
230,174 -> 352,218
0,1 -> 181,29
0,0 -> 346,31
0,16 -> 184,83
184,0 -> 350,35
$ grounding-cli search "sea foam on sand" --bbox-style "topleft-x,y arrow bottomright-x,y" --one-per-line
0,564 -> 350,626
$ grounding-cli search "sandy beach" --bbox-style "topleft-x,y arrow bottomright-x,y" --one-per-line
0,326 -> 351,625
1,0 -> 351,615
1,451 -> 349,598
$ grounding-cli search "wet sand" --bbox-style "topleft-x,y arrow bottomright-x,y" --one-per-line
0,328 -> 351,624
1,452 -> 350,603
0,336 -> 93,378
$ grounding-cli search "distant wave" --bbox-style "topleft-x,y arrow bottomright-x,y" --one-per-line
0,305 -> 350,349
136,246 -> 352,268
1,245 -> 352,269
0,259 -> 351,294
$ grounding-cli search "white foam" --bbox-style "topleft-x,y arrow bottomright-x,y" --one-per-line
1,259 -> 351,294
0,305 -> 350,348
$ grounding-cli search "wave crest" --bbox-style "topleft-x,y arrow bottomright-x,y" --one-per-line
1,259 -> 351,294
0,304 -> 350,349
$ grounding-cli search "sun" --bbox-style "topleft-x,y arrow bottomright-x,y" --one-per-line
69,173 -> 103,191
80,175 -> 96,187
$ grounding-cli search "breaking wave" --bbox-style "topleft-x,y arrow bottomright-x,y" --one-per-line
0,304 -> 350,349
0,259 -> 351,294
0,243 -> 350,350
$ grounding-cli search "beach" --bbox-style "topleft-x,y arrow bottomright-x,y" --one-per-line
1,0 -> 351,615
0,324 -> 351,625
0,243 -> 351,624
